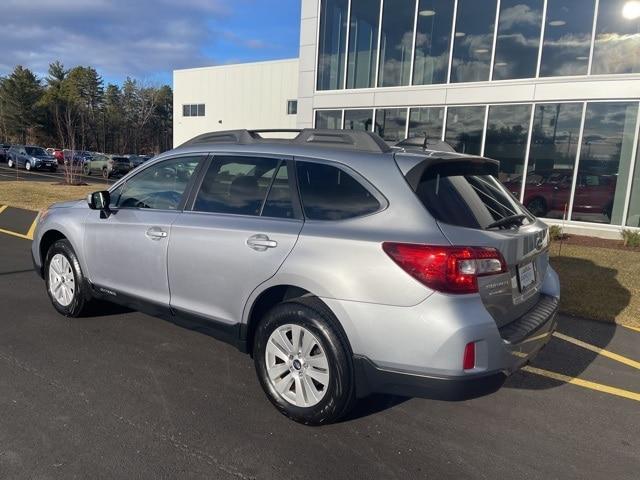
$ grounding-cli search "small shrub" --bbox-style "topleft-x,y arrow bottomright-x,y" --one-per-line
621,229 -> 640,248
549,225 -> 565,241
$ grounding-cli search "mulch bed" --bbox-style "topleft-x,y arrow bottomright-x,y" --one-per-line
553,234 -> 640,252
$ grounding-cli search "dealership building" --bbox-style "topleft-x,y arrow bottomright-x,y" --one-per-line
174,0 -> 640,238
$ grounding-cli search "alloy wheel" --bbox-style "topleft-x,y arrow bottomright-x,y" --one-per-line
265,324 -> 330,407
48,254 -> 76,307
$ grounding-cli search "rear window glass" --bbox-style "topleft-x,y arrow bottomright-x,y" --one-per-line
296,162 -> 380,220
412,165 -> 531,229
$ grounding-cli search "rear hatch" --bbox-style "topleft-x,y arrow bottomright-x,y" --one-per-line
398,152 -> 550,328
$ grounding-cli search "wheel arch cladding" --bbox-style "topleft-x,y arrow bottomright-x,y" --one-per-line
39,230 -> 68,272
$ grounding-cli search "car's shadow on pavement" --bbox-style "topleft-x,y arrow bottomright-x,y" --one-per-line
83,299 -> 133,317
506,256 -> 629,391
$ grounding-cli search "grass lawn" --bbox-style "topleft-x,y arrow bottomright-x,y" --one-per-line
550,242 -> 640,328
0,180 -> 97,211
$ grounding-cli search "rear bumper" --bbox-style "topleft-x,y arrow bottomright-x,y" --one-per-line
354,356 -> 506,400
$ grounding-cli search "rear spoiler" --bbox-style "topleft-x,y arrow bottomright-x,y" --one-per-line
395,153 -> 500,191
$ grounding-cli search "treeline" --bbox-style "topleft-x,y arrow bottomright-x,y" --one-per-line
0,62 -> 172,155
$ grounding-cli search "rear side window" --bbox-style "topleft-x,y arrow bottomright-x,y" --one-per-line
296,161 -> 380,220
194,156 -> 294,218
412,164 -> 530,229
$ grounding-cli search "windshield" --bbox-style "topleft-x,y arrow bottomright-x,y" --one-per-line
25,147 -> 48,156
411,165 -> 532,230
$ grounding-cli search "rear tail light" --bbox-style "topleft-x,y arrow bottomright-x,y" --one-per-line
463,342 -> 476,370
382,243 -> 507,294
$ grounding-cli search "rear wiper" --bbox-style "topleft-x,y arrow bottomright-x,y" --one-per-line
486,214 -> 527,230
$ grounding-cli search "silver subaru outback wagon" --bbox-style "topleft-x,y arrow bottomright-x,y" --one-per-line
32,129 -> 560,425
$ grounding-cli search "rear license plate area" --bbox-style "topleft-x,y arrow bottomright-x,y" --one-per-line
517,261 -> 536,292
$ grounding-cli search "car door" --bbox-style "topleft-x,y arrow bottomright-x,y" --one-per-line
168,154 -> 304,327
83,155 -> 205,307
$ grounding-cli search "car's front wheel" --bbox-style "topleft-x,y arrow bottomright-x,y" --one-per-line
45,239 -> 90,317
7,158 -> 14,168
25,161 -> 31,171
253,298 -> 355,425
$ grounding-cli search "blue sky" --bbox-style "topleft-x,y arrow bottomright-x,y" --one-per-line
0,0 -> 301,86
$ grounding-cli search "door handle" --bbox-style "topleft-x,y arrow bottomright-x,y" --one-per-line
146,227 -> 168,240
247,234 -> 277,251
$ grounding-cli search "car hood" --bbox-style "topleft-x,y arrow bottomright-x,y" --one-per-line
50,199 -> 85,209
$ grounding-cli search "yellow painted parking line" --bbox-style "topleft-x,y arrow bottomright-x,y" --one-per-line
622,325 -> 640,333
0,227 -> 32,240
25,216 -> 39,240
553,331 -> 640,371
522,366 -> 640,402
0,205 -> 7,214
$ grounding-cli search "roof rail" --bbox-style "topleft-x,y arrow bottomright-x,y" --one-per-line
180,128 -> 392,154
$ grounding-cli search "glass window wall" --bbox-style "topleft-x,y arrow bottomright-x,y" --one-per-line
408,106 -> 445,139
315,110 -> 343,129
377,0 -> 417,87
374,108 -> 408,142
344,109 -> 374,130
412,0 -> 455,85
445,105 -> 486,155
346,0 -> 381,89
317,0 -> 349,90
592,0 -> 640,75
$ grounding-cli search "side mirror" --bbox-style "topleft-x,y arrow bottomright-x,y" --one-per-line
87,190 -> 111,216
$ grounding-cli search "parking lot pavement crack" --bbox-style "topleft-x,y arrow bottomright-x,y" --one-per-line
0,348 -> 254,480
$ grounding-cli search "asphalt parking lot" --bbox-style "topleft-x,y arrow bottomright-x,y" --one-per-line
0,207 -> 638,479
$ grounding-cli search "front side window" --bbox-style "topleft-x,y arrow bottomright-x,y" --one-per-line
116,156 -> 202,210
492,0 -> 544,80
451,0 -> 497,83
194,156 -> 294,218
539,0 -> 595,77
297,161 -> 381,220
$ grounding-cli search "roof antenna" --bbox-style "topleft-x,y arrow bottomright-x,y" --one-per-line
422,131 -> 428,150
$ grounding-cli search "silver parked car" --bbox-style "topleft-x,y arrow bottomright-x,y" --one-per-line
31,129 -> 559,425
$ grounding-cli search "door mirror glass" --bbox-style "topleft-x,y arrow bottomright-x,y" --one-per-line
87,190 -> 110,211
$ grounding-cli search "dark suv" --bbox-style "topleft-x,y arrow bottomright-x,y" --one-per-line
7,145 -> 57,171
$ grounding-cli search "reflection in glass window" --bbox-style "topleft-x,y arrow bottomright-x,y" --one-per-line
347,0 -> 381,89
572,102 -> 639,225
626,138 -> 640,228
412,0 -> 455,85
317,0 -> 348,90
375,108 -> 408,142
592,0 -> 640,74
492,0 -> 544,80
315,110 -> 343,129
408,106 -> 445,139
378,0 -> 417,87
484,104 -> 532,193
451,0 -> 497,83
539,0 -> 595,77
344,109 -> 374,131
445,106 -> 486,155
524,103 -> 583,219
297,162 -> 381,220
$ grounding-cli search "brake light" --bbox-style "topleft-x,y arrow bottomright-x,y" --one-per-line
463,342 -> 476,370
382,243 -> 507,294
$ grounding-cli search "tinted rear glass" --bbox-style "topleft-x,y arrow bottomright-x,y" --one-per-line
296,161 -> 380,220
412,164 -> 531,229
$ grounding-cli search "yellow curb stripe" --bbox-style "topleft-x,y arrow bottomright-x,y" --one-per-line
553,332 -> 640,371
522,366 -> 640,402
0,227 -> 31,240
25,216 -> 39,240
0,205 -> 7,214
622,325 -> 640,333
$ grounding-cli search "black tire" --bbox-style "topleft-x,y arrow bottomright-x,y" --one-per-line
526,197 -> 548,217
253,297 -> 355,425
84,165 -> 91,175
102,167 -> 109,179
44,239 -> 91,317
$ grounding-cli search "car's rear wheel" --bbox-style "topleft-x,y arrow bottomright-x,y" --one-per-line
253,297 -> 355,425
84,164 -> 91,175
45,239 -> 90,317
102,167 -> 109,179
